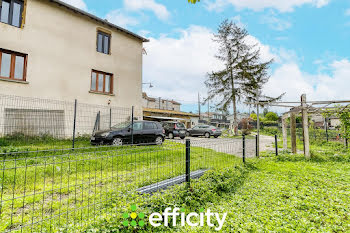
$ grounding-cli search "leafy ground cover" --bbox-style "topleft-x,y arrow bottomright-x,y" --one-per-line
0,141 -> 239,232
87,152 -> 350,232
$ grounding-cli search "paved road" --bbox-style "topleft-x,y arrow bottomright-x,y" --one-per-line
169,135 -> 275,158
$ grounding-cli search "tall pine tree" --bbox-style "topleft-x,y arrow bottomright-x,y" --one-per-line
205,20 -> 273,135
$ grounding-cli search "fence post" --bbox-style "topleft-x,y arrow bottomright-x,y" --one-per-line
255,135 -> 258,158
97,111 -> 101,131
185,139 -> 191,187
275,135 -> 278,156
131,106 -> 134,145
243,135 -> 246,163
346,138 -> 348,150
72,99 -> 77,149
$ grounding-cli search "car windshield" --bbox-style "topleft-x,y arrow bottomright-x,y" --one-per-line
112,121 -> 130,129
176,123 -> 185,128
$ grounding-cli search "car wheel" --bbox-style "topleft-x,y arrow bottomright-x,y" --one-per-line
205,132 -> 210,138
112,137 -> 123,146
186,132 -> 190,137
155,136 -> 163,145
168,133 -> 174,139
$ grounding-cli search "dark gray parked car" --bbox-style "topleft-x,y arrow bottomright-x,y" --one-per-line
91,121 -> 165,146
161,121 -> 187,139
186,125 -> 222,138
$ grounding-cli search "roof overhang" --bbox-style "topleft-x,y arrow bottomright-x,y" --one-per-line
143,108 -> 199,117
144,116 -> 186,121
47,0 -> 149,42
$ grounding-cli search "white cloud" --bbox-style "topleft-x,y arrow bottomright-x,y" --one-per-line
106,10 -> 139,28
61,0 -> 87,11
124,0 -> 170,20
206,0 -> 330,12
143,24 -> 350,113
265,59 -> 350,104
138,30 -> 152,37
261,12 -> 292,31
231,15 -> 246,29
143,26 -> 277,102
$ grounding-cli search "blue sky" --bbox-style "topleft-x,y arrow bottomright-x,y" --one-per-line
64,0 -> 350,113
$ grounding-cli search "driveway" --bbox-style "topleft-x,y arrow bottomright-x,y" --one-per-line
169,135 -> 275,158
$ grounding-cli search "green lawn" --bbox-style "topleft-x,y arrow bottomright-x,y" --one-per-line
87,152 -> 350,233
0,141 -> 240,232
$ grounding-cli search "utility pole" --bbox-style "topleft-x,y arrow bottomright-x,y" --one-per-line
158,97 -> 161,109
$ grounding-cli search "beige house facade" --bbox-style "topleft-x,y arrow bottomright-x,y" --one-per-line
0,0 -> 148,137
0,0 -> 147,113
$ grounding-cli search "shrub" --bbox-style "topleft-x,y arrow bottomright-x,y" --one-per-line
265,112 -> 279,121
260,127 -> 281,136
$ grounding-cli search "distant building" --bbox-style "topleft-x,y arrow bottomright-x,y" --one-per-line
200,112 -> 230,128
142,92 -> 199,128
142,92 -> 181,111
227,113 -> 250,124
310,113 -> 341,129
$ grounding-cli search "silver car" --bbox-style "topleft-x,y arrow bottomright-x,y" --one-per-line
186,125 -> 222,138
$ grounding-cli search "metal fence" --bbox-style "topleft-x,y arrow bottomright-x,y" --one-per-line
261,124 -> 346,143
0,137 -> 257,232
0,94 -> 134,150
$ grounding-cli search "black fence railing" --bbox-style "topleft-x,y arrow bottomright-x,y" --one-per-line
0,94 -> 134,151
0,138 -> 257,232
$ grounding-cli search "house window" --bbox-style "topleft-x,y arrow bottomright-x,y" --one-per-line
97,31 -> 111,54
0,49 -> 27,81
90,70 -> 113,94
0,0 -> 24,28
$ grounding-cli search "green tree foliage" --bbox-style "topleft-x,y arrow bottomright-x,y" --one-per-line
250,113 -> 257,120
205,20 -> 273,135
265,112 -> 278,121
250,113 -> 262,121
188,0 -> 200,3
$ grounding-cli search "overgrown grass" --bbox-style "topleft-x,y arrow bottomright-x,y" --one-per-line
0,141 -> 241,232
0,134 -> 91,152
87,152 -> 350,232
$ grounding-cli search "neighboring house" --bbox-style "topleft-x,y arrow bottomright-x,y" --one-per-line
0,0 -> 148,136
143,108 -> 199,129
310,113 -> 341,129
227,113 -> 250,125
329,117 -> 341,129
142,92 -> 181,111
142,93 -> 199,128
200,112 -> 230,128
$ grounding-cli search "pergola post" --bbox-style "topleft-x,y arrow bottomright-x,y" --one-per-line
301,94 -> 310,159
290,112 -> 297,154
282,114 -> 288,150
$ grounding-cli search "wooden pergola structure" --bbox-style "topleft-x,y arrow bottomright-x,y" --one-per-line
249,94 -> 350,158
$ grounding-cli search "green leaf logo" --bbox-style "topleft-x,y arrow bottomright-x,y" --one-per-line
122,204 -> 146,228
